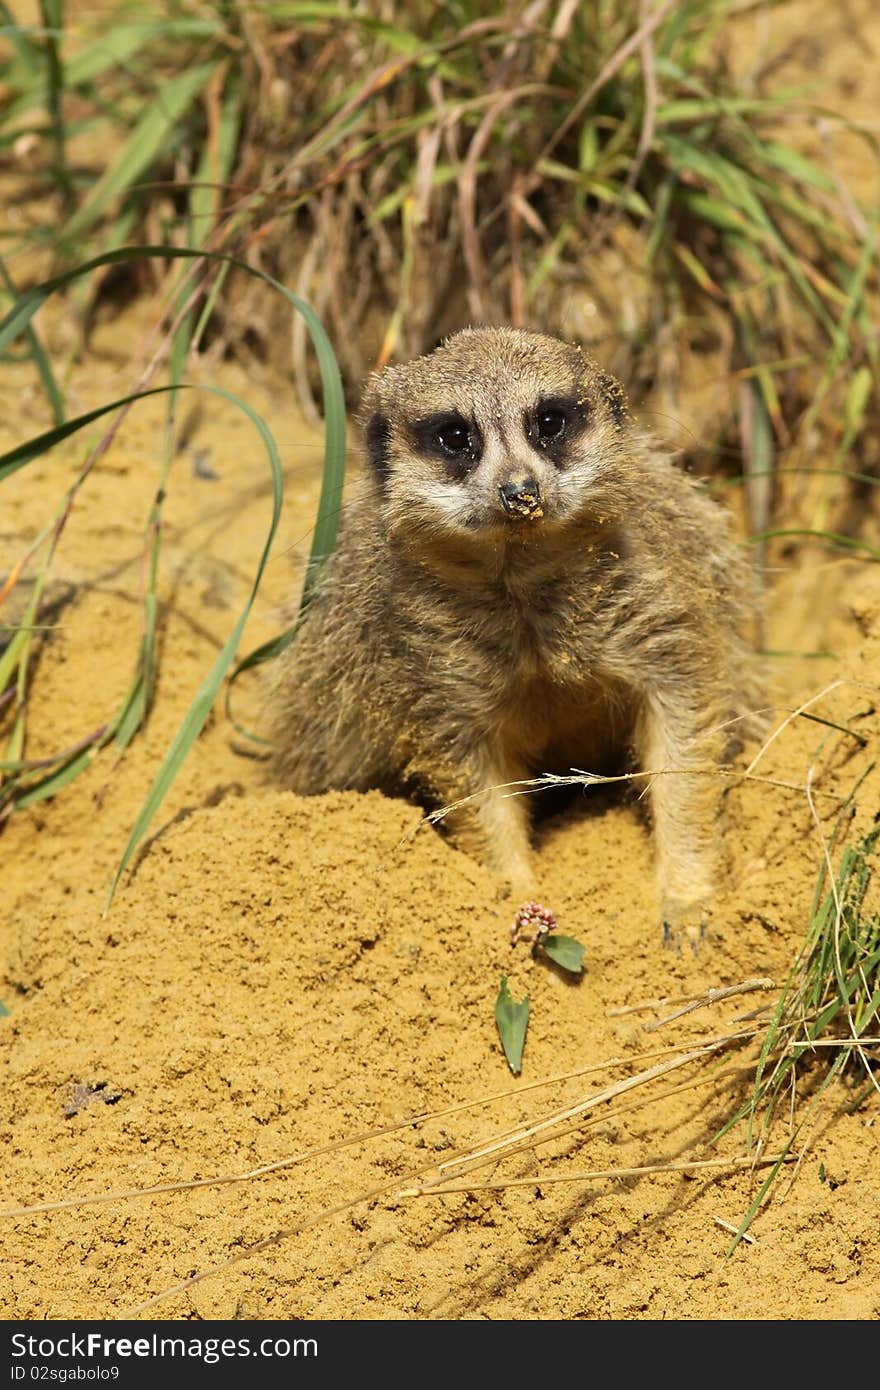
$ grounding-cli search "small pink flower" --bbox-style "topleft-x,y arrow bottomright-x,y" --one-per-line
510,900 -> 558,947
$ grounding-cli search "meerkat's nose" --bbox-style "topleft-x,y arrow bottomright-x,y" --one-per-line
499,476 -> 543,518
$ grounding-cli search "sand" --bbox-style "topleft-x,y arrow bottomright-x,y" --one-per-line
2,311 -> 878,1321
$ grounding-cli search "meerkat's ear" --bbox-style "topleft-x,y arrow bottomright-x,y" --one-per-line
364,411 -> 392,483
569,341 -> 629,430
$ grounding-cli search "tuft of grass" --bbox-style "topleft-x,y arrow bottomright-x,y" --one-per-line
719,799 -> 880,1250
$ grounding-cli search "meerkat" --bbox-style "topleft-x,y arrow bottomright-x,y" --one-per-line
269,327 -> 765,937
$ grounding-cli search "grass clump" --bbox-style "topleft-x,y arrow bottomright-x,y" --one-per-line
720,802 -> 880,1248
752,815 -> 880,1110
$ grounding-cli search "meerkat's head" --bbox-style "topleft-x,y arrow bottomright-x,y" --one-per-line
360,327 -> 631,552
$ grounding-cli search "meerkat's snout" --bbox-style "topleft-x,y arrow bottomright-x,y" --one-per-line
499,475 -> 543,519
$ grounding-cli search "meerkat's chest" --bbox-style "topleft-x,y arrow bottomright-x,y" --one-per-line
392,567 -> 634,764
494,574 -> 610,678
461,584 -> 614,715
483,576 -> 637,750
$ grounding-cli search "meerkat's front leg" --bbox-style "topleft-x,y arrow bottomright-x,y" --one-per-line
635,688 -> 725,948
416,737 -> 534,892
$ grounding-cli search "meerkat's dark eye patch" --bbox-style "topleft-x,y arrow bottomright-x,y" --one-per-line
413,412 -> 482,477
365,412 -> 392,484
526,395 -> 584,462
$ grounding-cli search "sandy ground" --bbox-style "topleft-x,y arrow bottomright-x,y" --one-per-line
2,0 -> 880,1322
2,305 -> 879,1321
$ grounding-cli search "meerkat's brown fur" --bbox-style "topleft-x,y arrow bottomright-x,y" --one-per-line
270,327 -> 765,933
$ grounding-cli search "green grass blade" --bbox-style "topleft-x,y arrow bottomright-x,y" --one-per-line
655,97 -> 790,123
38,0 -> 71,204
0,622 -> 32,696
749,529 -> 880,562
104,384 -> 285,910
62,63 -> 219,242
63,19 -> 221,87
724,1133 -> 799,1256
0,246 -> 336,862
12,743 -> 105,809
746,139 -> 836,194
112,670 -> 148,751
0,254 -> 64,425
0,18 -> 221,122
0,4 -> 43,71
190,76 -> 242,239
0,387 -> 174,481
0,250 -> 345,584
0,244 -> 346,679
742,376 -> 774,546
3,313 -> 338,863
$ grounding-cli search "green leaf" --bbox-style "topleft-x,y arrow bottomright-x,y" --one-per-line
0,387 -> 174,481
495,977 -> 529,1074
62,63 -> 218,241
541,935 -> 586,974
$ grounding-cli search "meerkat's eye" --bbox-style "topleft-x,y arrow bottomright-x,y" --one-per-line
536,407 -> 567,443
435,418 -> 471,455
527,397 -> 579,456
413,412 -> 481,474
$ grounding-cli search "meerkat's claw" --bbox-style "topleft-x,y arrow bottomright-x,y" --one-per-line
662,905 -> 708,955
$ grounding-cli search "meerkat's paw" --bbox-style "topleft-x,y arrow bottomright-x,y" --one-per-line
500,861 -> 539,902
661,900 -> 708,955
